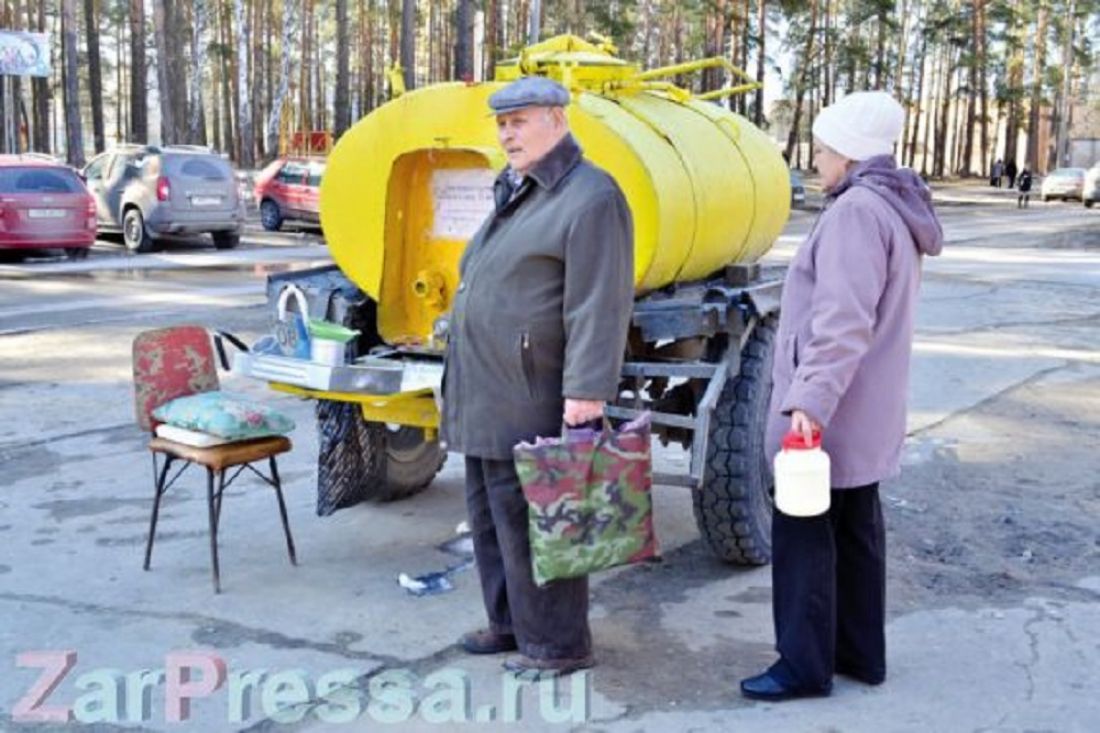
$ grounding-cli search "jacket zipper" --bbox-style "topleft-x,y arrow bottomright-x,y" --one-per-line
520,332 -> 537,399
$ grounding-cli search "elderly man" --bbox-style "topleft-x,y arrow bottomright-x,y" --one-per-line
441,76 -> 634,676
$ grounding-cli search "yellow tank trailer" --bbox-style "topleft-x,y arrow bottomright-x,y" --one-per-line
321,35 -> 789,346
252,36 -> 791,564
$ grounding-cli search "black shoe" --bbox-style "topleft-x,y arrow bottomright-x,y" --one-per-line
460,629 -> 518,655
835,662 -> 885,686
740,671 -> 831,701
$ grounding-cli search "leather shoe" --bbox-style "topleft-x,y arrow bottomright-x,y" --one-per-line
740,671 -> 831,701
460,629 -> 518,655
503,653 -> 595,679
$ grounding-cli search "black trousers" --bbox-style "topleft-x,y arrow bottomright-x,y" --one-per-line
771,483 -> 886,689
464,456 -> 592,660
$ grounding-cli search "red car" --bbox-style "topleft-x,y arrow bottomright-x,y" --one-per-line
254,157 -> 325,231
0,155 -> 96,259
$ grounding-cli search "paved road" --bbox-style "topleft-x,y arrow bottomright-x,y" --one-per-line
0,196 -> 1097,731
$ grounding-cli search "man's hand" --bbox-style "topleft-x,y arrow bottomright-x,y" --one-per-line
564,398 -> 604,426
791,409 -> 822,445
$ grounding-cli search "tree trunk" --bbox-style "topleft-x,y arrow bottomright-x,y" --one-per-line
934,42 -> 953,177
252,0 -> 265,158
115,10 -> 124,144
129,0 -> 148,142
455,0 -> 472,80
61,0 -> 84,166
1002,0 -> 1025,168
220,0 -> 235,157
84,0 -> 105,153
365,0 -> 375,110
400,0 -> 415,90
170,1 -> 191,141
212,37 -> 221,151
1026,0 -> 1049,170
961,0 -> 979,176
1054,0 -> 1076,169
921,42 -> 939,176
267,0 -> 298,155
874,2 -> 888,89
153,1 -> 176,144
189,0 -> 210,144
893,0 -> 910,96
754,0 -> 766,125
234,0 -> 254,166
30,0 -> 49,151
906,36 -> 927,168
976,0 -> 989,177
784,0 -> 818,165
822,0 -> 833,106
335,0 -> 351,137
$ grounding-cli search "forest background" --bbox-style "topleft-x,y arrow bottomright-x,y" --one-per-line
3,0 -> 1098,177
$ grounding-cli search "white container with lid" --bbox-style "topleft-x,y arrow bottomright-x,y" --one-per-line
773,430 -> 831,517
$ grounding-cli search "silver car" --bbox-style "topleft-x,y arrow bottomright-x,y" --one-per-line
1039,167 -> 1086,203
83,144 -> 245,253
1083,165 -> 1099,208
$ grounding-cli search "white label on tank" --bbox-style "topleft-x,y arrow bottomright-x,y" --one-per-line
430,168 -> 497,240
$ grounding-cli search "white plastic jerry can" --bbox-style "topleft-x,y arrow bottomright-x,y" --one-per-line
774,430 -> 831,517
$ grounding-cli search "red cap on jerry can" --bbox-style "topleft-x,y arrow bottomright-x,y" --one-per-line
782,430 -> 822,450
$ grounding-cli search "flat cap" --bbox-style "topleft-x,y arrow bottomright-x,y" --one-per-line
488,76 -> 570,114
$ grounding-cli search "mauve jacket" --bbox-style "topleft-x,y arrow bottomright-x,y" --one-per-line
765,156 -> 944,488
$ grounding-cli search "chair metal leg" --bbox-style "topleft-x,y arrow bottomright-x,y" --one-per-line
143,454 -> 172,570
206,468 -> 222,593
269,457 -> 297,566
214,470 -> 226,531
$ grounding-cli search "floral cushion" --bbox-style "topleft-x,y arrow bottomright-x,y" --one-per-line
152,391 -> 295,440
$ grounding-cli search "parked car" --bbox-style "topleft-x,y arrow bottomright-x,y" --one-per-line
1039,167 -> 1086,202
254,157 -> 325,231
789,170 -> 806,208
1082,165 -> 1099,208
0,155 -> 96,259
83,144 -> 245,253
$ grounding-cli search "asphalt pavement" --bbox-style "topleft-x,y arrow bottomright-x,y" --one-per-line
0,189 -> 1097,732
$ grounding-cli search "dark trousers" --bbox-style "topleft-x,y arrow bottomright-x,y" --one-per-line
464,456 -> 591,660
771,483 -> 886,689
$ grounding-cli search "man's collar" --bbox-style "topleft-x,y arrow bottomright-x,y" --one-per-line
506,133 -> 583,191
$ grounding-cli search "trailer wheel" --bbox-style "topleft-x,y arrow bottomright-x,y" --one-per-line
362,422 -> 447,501
315,402 -> 444,514
693,316 -> 777,565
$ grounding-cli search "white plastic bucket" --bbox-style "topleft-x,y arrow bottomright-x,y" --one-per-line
773,430 -> 831,517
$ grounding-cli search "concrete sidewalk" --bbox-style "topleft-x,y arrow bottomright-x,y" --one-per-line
2,208 -> 1098,731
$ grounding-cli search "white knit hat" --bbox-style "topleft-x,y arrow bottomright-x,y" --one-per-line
811,91 -> 905,161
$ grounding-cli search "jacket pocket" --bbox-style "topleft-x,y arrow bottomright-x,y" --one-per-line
783,332 -> 799,371
519,331 -> 538,400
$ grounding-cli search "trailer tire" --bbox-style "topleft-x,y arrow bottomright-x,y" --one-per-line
315,403 -> 444,514
362,423 -> 447,501
693,315 -> 777,566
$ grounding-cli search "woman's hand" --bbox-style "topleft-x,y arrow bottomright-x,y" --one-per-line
564,398 -> 604,426
791,409 -> 822,445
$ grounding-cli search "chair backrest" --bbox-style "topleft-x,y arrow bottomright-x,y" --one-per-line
133,326 -> 220,432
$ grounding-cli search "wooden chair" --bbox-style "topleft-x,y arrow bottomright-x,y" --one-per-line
133,325 -> 296,593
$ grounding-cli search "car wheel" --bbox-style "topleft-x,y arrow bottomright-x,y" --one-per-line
1041,195 -> 1050,202
1086,199 -> 1095,209
260,199 -> 283,231
122,208 -> 154,253
64,247 -> 89,261
212,231 -> 240,249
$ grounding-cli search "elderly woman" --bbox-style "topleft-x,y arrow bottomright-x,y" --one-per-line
741,92 -> 944,701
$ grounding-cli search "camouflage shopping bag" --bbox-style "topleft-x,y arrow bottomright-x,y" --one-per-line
513,413 -> 660,586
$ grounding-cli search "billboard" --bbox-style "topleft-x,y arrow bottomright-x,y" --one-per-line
0,30 -> 50,78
